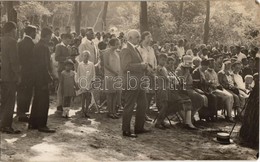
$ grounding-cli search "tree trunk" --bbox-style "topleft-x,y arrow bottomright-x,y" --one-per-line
203,0 -> 210,44
176,1 -> 184,34
102,2 -> 108,32
74,1 -> 81,35
140,1 -> 148,33
6,1 -> 17,23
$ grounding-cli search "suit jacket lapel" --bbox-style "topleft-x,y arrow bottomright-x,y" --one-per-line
127,43 -> 143,62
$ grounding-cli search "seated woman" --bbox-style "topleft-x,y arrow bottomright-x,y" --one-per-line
166,56 -> 198,130
218,59 -> 241,118
232,61 -> 249,114
175,55 -> 208,119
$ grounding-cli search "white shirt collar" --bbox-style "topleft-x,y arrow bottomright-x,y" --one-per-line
61,42 -> 67,47
24,35 -> 33,40
128,41 -> 137,48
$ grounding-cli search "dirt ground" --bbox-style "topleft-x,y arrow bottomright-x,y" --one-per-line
0,95 -> 258,161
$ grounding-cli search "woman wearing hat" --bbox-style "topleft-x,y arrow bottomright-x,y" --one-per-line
176,55 -> 208,121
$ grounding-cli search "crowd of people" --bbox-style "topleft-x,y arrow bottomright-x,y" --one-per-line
0,20 -> 259,140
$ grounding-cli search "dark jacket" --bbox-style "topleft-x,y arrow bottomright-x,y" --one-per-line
192,67 -> 208,91
120,42 -> 147,90
33,39 -> 52,86
18,36 -> 35,84
55,43 -> 70,73
1,36 -> 20,82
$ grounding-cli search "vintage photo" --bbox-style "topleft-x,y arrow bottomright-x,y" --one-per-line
0,0 -> 259,161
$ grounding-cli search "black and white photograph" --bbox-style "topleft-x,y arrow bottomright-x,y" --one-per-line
0,0 -> 259,161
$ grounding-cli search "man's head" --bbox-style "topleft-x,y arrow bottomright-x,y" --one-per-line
108,38 -> 120,50
193,57 -> 201,68
54,27 -> 60,37
65,26 -> 71,34
235,46 -> 241,54
141,31 -> 152,45
201,59 -> 209,72
158,53 -> 168,66
3,21 -> 17,38
80,28 -> 86,37
41,27 -> 53,42
208,58 -> 215,69
223,59 -> 232,70
96,32 -> 101,40
178,39 -> 184,47
24,20 -> 30,27
127,29 -> 140,46
86,27 -> 95,40
232,61 -> 242,73
24,25 -> 37,39
61,33 -> 72,46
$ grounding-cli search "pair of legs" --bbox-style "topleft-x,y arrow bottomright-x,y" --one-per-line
81,92 -> 92,117
106,92 -> 119,119
213,89 -> 234,119
187,90 -> 207,117
62,96 -> 73,118
17,82 -> 33,118
0,82 -> 17,131
122,90 -> 147,132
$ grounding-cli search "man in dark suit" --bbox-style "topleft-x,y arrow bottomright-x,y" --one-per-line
0,21 -> 21,134
17,25 -> 36,122
29,28 -> 55,133
51,27 -> 61,48
120,29 -> 151,138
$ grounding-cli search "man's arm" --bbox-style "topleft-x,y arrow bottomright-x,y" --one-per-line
9,40 -> 21,82
120,48 -> 147,73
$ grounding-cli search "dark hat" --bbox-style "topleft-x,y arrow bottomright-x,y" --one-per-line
167,56 -> 176,61
213,53 -> 222,59
158,53 -> 168,59
232,61 -> 242,66
201,59 -> 209,66
24,25 -> 37,34
65,59 -> 74,66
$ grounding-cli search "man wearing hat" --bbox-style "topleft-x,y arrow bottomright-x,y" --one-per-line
213,52 -> 224,73
16,25 -> 37,122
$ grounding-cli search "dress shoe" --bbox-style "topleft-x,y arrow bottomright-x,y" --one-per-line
225,116 -> 235,123
145,115 -> 153,122
38,127 -> 56,133
0,127 -> 21,134
155,124 -> 166,130
57,105 -> 63,111
28,125 -> 38,130
123,131 -> 137,138
18,116 -> 29,122
135,128 -> 151,134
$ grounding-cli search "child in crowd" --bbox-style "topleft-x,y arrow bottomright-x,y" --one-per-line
155,53 -> 170,129
60,59 -> 78,118
76,51 -> 96,118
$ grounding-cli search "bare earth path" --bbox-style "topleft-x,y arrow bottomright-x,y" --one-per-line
0,96 -> 257,161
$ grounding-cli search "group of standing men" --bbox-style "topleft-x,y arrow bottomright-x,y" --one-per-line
0,21 -> 55,134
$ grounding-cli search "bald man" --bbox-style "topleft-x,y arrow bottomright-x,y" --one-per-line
120,29 -> 151,138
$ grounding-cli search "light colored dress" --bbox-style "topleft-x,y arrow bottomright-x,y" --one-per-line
76,61 -> 96,95
103,49 -> 121,93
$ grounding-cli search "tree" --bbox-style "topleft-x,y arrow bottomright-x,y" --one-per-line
6,1 -> 17,23
140,1 -> 148,33
102,2 -> 108,31
203,0 -> 210,44
74,1 -> 81,35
